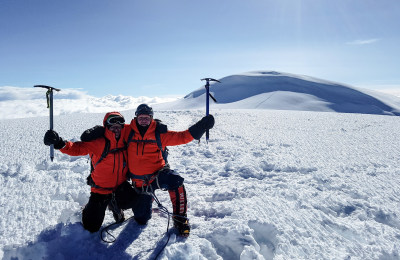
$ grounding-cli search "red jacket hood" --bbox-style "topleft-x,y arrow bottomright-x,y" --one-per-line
103,111 -> 125,144
103,111 -> 124,127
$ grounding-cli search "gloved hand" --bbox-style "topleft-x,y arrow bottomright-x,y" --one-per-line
44,130 -> 66,149
188,115 -> 215,140
80,125 -> 105,142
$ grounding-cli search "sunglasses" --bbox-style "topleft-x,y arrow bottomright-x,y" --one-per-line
137,116 -> 151,121
106,116 -> 125,125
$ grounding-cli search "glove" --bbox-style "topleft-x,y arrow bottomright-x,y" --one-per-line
80,125 -> 105,142
188,115 -> 215,140
44,130 -> 66,149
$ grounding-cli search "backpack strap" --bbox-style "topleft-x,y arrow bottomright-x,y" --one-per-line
94,138 -> 111,168
154,119 -> 168,163
155,130 -> 168,163
126,129 -> 135,147
87,138 -> 125,190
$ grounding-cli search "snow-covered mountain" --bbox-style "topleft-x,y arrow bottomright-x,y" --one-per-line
2,71 -> 400,120
158,71 -> 400,116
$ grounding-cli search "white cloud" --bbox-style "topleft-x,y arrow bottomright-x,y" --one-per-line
0,86 -> 179,120
378,88 -> 400,97
0,86 -> 88,101
354,84 -> 400,97
346,38 -> 380,45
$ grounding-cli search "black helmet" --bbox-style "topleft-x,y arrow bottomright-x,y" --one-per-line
135,104 -> 153,117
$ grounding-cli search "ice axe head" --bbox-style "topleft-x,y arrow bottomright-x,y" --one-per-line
34,85 -> 61,108
34,85 -> 61,92
201,78 -> 221,85
201,78 -> 219,103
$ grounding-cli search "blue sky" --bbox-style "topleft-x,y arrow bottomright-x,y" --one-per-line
1,0 -> 400,97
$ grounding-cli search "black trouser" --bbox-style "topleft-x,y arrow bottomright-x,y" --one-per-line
133,168 -> 187,223
82,181 -> 141,232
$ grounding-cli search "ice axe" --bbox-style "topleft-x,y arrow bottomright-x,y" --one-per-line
201,78 -> 220,142
34,85 -> 61,161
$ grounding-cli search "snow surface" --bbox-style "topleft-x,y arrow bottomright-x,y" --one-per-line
1,71 -> 400,259
1,108 -> 400,259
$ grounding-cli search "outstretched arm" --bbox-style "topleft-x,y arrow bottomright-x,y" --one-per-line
161,115 -> 215,145
44,130 -> 95,156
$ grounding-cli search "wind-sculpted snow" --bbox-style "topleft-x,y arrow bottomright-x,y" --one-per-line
1,109 -> 400,259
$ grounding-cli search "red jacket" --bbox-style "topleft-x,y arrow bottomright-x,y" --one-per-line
124,118 -> 193,187
60,112 -> 128,194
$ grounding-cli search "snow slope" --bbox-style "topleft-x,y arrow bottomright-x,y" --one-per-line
1,108 -> 400,259
156,71 -> 400,116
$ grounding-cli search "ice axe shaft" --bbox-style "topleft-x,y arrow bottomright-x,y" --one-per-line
34,85 -> 61,161
201,78 -> 220,142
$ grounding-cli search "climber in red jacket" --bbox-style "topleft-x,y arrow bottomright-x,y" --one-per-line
43,112 -> 146,232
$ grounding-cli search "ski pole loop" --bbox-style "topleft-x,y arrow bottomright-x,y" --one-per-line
46,90 -> 51,108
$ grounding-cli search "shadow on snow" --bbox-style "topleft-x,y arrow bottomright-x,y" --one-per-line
2,220 -> 155,260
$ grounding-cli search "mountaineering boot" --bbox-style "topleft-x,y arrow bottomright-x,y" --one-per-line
108,204 -> 125,223
112,209 -> 125,223
173,216 -> 190,237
